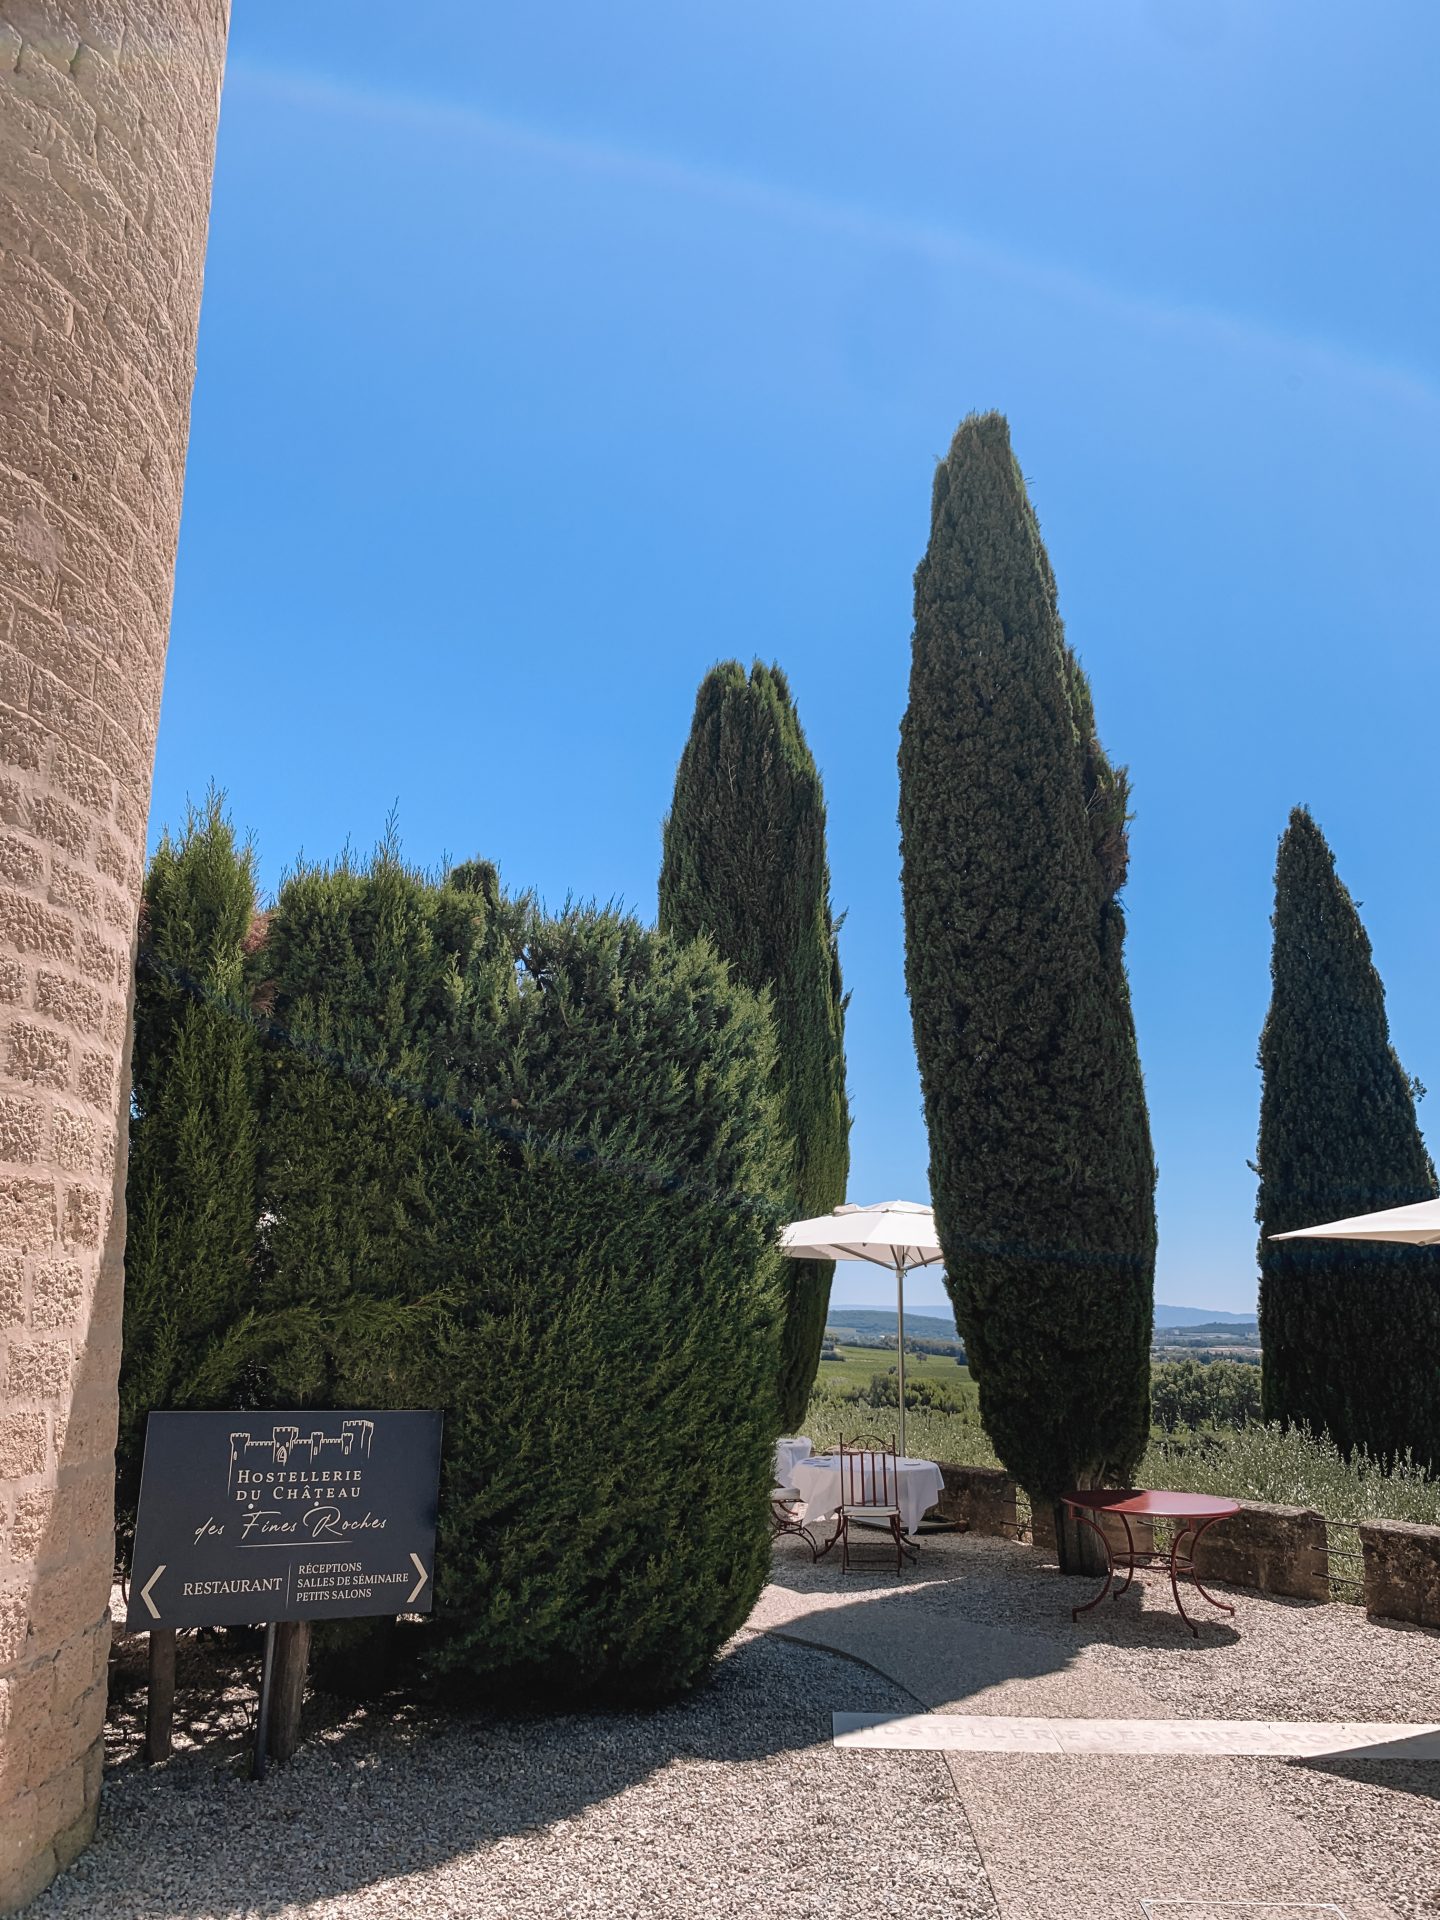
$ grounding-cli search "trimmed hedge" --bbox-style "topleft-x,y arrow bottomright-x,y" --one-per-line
118,794 -> 261,1541
121,828 -> 789,1702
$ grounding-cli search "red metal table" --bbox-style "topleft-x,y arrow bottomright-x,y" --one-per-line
1061,1489 -> 1240,1636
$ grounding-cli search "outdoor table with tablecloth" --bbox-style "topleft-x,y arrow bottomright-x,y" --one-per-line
789,1453 -> 945,1536
773,1437 -> 813,1488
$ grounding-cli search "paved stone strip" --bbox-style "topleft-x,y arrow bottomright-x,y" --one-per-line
761,1537 -> 1414,1915
835,1711 -> 1440,1760
1141,1904 -> 1349,1919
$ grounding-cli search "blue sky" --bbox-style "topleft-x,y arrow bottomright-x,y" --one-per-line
156,1 -> 1440,1315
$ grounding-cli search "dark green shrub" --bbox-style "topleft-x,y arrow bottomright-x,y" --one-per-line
660,661 -> 850,1431
250,847 -> 787,1702
898,414 -> 1156,1526
1256,808 -> 1440,1466
124,823 -> 789,1702
851,1372 -> 963,1414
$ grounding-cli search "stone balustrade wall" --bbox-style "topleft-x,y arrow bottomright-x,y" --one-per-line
934,1463 -> 1016,1536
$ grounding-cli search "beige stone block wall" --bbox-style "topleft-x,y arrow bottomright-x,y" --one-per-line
0,3 -> 229,1907
1360,1518 -> 1440,1628
1200,1500 -> 1328,1603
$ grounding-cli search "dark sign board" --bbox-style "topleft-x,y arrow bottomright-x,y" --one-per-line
126,1409 -> 443,1633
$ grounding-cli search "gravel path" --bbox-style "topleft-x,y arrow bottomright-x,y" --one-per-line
29,1535 -> 1440,1919
767,1528 -> 1440,1918
28,1626 -> 999,1920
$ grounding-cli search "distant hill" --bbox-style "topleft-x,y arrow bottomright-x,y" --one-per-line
1154,1304 -> 1257,1329
830,1303 -> 1258,1339
826,1308 -> 958,1342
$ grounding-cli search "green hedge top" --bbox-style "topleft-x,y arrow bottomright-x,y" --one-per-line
122,816 -> 790,1702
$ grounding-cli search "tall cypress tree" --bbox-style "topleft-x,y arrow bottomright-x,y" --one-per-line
898,413 -> 1155,1537
118,794 -> 262,1539
660,662 -> 850,1431
1257,807 -> 1440,1464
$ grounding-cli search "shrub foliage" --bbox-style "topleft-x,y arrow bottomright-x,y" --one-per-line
660,661 -> 850,1430
1150,1359 -> 1261,1433
118,794 -> 261,1538
897,412 -> 1156,1514
121,822 -> 788,1702
1256,807 -> 1440,1466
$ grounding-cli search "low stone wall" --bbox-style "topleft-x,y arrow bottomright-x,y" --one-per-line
1196,1501 -> 1328,1602
926,1467 -> 1440,1626
937,1473 -> 1324,1600
1359,1520 -> 1440,1627
1028,1499 -> 1154,1561
934,1464 -> 1016,1536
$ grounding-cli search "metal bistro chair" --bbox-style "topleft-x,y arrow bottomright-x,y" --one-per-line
771,1482 -> 813,1551
831,1434 -> 906,1575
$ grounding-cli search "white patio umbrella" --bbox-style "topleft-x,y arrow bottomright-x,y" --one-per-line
1269,1197 -> 1440,1245
779,1200 -> 945,1457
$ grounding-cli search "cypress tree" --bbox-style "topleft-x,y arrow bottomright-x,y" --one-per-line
898,413 -> 1155,1537
1257,808 -> 1440,1465
659,662 -> 850,1431
118,793 -> 262,1538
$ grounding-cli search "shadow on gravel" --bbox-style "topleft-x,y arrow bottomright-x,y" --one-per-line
30,1534 -> 1260,1917
29,1620 -> 961,1919
763,1528 -> 1243,1682
1293,1754 -> 1440,1801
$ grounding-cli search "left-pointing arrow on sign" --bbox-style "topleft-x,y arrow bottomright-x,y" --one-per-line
141,1565 -> 166,1622
407,1553 -> 428,1605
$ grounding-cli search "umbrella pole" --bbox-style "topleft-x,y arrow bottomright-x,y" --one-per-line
896,1260 -> 906,1459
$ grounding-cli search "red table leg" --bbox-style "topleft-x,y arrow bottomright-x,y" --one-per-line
1067,1503 -> 1117,1621
1113,1509 -> 1137,1598
1169,1513 -> 1236,1634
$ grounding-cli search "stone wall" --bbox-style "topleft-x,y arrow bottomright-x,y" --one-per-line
934,1464 -> 1016,1536
966,1480 -> 1322,1600
1197,1501 -> 1328,1602
935,1468 -> 1440,1627
0,5 -> 228,1907
1359,1520 -> 1440,1629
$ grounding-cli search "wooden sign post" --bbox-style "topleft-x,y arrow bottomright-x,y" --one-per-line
126,1409 -> 443,1775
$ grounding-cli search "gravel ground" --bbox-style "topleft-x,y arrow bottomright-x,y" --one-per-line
770,1528 -> 1440,1918
29,1536 -> 1440,1919
771,1528 -> 1440,1722
28,1625 -> 999,1920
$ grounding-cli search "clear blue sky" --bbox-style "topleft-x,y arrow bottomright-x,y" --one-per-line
156,1 -> 1440,1316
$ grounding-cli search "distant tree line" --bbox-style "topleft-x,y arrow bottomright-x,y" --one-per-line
1150,1360 -> 1261,1434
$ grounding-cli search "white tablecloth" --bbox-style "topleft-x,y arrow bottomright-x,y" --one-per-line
774,1437 -> 813,1488
790,1454 -> 945,1535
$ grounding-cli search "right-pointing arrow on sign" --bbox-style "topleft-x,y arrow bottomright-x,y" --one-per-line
141,1565 -> 166,1622
407,1552 -> 428,1605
